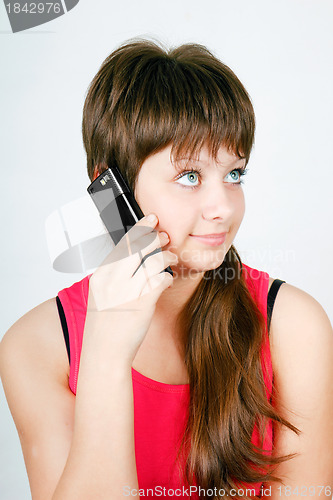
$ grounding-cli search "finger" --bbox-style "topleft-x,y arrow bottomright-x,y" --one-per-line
132,249 -> 178,288
131,231 -> 171,275
120,213 -> 158,248
100,214 -> 158,266
139,269 -> 174,300
99,228 -> 170,279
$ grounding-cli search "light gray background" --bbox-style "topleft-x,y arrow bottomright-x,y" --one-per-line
1,0 -> 332,498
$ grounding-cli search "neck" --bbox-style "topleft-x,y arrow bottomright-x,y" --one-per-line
142,266 -> 204,361
155,265 -> 205,317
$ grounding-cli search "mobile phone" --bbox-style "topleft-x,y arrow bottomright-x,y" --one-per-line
87,166 -> 173,276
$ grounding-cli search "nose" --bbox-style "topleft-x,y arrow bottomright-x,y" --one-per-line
201,182 -> 236,222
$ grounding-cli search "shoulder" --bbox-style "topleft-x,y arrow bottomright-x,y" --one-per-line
268,279 -> 333,414
263,282 -> 333,487
0,299 -> 75,498
269,280 -> 332,352
268,276 -> 275,288
0,297 -> 70,387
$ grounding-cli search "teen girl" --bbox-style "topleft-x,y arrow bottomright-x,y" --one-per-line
1,39 -> 332,500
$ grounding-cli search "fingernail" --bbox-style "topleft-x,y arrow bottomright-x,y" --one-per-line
160,232 -> 169,239
146,214 -> 157,222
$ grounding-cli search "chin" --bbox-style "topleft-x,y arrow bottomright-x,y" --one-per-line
173,258 -> 225,278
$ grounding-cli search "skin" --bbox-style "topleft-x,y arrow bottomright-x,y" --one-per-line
120,143 -> 247,381
133,143 -> 246,318
1,144 -> 332,499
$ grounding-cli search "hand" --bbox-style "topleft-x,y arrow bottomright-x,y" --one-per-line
84,214 -> 178,364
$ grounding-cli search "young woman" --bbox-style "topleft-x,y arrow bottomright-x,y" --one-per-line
1,39 -> 332,500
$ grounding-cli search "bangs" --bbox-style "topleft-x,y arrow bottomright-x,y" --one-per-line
83,40 -> 255,187
116,52 -> 255,168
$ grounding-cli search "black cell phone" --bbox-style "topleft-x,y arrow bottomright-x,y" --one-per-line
87,166 -> 173,276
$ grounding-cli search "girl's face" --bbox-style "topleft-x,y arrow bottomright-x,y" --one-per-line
134,143 -> 246,276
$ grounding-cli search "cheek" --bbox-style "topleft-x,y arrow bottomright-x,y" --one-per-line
234,191 -> 246,224
134,182 -> 162,216
241,197 -> 246,220
155,199 -> 186,237
134,185 -> 178,233
147,195 -> 172,221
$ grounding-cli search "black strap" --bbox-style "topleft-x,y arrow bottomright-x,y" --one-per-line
267,279 -> 286,333
56,279 -> 286,362
56,296 -> 70,363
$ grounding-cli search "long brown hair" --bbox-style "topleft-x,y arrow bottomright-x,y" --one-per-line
82,38 -> 301,498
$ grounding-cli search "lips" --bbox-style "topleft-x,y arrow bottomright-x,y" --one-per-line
189,233 -> 227,246
192,233 -> 227,238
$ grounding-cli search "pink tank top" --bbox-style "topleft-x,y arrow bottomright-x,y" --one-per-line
57,263 -> 273,497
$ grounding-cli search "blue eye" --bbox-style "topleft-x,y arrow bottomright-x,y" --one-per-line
175,169 -> 201,189
225,168 -> 248,184
175,166 -> 248,190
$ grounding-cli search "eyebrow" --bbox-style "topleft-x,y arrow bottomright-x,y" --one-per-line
171,156 -> 246,173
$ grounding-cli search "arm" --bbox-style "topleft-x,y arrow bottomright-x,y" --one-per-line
263,283 -> 333,499
0,215 -> 176,500
52,303 -> 139,499
0,299 -> 141,500
0,299 -> 137,500
0,298 -> 76,499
